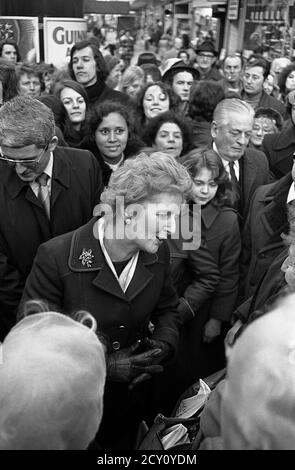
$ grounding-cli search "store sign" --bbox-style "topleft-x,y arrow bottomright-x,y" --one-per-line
44,17 -> 87,67
0,16 -> 40,62
227,0 -> 239,21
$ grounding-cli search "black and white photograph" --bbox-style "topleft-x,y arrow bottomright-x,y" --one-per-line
0,0 -> 295,456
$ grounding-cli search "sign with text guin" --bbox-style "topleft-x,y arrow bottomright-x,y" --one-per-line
44,17 -> 87,67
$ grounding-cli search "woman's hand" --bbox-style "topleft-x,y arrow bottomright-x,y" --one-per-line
203,318 -> 221,343
107,340 -> 164,388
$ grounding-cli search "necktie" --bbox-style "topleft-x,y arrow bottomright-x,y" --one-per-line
228,161 -> 240,208
36,173 -> 50,219
228,161 -> 238,186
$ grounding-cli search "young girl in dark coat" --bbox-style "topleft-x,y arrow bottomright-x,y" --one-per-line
182,148 -> 241,378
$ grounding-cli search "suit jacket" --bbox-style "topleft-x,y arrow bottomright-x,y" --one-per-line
236,148 -> 271,224
240,173 -> 291,301
0,146 -> 103,338
201,205 -> 241,322
262,121 -> 295,180
21,217 -> 180,354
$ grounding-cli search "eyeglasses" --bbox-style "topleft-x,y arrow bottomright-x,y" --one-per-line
198,53 -> 214,59
0,144 -> 49,167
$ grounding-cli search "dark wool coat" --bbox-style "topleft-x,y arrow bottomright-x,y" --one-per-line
233,147 -> 271,225
150,205 -> 240,417
20,217 -> 182,449
240,173 -> 291,302
262,121 -> 295,180
0,147 -> 102,339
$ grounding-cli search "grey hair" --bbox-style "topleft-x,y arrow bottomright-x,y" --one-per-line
0,95 -> 55,147
213,98 -> 254,128
100,151 -> 193,212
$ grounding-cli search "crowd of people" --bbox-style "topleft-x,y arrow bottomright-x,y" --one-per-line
1,30 -> 295,450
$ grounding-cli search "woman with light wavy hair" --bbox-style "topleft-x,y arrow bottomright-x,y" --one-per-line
21,151 -> 193,449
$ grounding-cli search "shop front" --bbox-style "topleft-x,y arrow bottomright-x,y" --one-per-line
243,0 -> 291,59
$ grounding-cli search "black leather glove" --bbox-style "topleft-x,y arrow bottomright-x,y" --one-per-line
128,338 -> 173,390
107,340 -> 164,388
142,337 -> 173,362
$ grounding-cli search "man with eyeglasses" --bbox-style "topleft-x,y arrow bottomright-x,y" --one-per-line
195,41 -> 222,81
0,96 -> 103,341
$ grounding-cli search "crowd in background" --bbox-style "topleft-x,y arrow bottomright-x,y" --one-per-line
1,27 -> 295,450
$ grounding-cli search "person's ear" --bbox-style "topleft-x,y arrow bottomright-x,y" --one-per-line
211,121 -> 218,139
48,136 -> 59,152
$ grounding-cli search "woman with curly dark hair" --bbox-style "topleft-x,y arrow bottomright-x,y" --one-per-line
83,100 -> 144,186
142,110 -> 194,158
135,81 -> 180,129
180,148 -> 241,376
188,80 -> 225,148
277,62 -> 295,103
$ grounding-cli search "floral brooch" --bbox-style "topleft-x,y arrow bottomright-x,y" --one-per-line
79,248 -> 94,268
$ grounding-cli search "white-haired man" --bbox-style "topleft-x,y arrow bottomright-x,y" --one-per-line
211,98 -> 271,224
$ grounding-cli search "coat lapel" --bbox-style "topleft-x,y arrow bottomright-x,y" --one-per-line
240,151 -> 257,204
68,218 -> 157,302
201,203 -> 219,229
51,149 -> 70,210
3,167 -> 52,239
125,252 -> 157,301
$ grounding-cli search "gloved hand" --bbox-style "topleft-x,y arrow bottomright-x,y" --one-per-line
203,318 -> 221,344
128,338 -> 173,390
107,340 -> 164,387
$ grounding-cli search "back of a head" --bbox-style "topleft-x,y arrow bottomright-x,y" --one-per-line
0,311 -> 106,450
189,81 -> 225,121
221,293 -> 295,450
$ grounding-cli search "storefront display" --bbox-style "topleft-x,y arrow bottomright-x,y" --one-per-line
243,0 -> 290,58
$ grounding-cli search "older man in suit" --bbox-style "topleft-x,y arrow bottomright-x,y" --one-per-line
0,96 -> 103,340
211,98 -> 271,225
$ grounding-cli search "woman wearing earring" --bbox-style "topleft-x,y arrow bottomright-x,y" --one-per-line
21,151 -> 193,449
